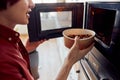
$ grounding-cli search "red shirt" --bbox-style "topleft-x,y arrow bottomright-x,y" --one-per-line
0,24 -> 34,80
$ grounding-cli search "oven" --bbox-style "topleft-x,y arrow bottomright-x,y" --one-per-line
78,47 -> 120,80
78,2 -> 120,80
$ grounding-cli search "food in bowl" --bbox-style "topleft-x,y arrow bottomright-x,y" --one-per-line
68,34 -> 92,39
62,28 -> 95,49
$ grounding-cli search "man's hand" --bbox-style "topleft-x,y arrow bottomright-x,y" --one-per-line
25,39 -> 46,53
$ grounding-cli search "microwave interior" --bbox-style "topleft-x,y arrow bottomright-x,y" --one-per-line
27,3 -> 84,42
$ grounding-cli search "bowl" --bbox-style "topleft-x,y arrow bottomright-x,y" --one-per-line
62,28 -> 95,49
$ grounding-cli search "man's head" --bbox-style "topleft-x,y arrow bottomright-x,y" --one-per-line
0,0 -> 19,11
0,0 -> 35,25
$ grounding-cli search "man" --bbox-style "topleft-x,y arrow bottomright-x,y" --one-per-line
0,0 -> 94,80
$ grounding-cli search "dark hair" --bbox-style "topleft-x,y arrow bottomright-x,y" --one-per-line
0,0 -> 19,11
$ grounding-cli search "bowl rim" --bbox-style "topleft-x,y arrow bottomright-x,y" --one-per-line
62,28 -> 95,40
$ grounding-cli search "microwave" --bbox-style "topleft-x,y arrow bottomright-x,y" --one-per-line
85,2 -> 120,76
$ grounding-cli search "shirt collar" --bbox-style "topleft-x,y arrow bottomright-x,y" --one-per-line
0,24 -> 20,44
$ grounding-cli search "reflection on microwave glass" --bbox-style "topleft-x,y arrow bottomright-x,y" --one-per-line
40,11 -> 72,30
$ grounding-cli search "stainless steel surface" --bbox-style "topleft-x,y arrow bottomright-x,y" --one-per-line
81,59 -> 98,80
79,61 -> 89,80
84,47 -> 114,80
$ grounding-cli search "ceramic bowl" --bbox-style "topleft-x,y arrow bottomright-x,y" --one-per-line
62,28 -> 95,49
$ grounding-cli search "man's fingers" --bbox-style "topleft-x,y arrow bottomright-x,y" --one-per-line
81,43 -> 94,53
